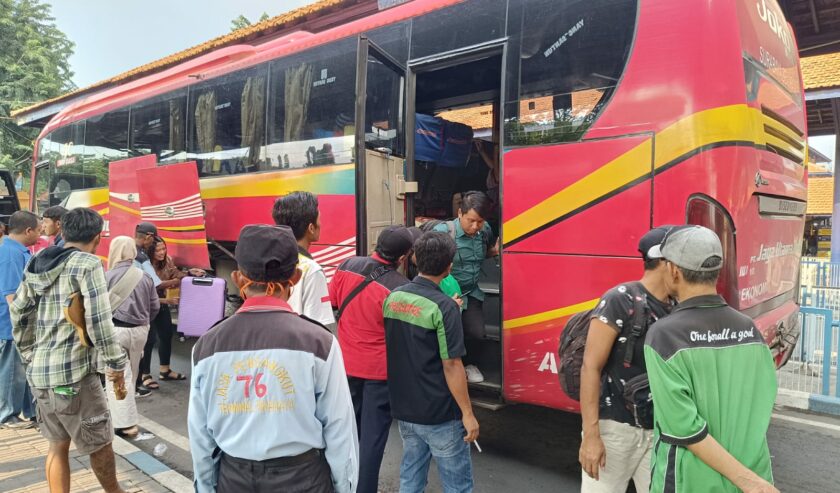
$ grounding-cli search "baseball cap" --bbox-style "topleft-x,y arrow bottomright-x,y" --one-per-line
235,224 -> 299,282
375,225 -> 414,261
649,225 -> 723,272
406,226 -> 423,245
136,222 -> 158,236
638,225 -> 674,260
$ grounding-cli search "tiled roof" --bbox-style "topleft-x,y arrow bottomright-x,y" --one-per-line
11,0 -> 355,118
807,176 -> 834,215
801,52 -> 840,91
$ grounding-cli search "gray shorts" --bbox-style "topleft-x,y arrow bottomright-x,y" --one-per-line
34,373 -> 113,455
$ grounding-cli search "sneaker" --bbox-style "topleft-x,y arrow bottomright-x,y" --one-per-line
465,365 -> 485,384
135,386 -> 152,398
2,416 -> 35,429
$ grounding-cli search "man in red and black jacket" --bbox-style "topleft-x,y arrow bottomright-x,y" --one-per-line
329,225 -> 414,493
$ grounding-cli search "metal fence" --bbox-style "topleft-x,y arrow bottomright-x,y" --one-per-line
780,260 -> 840,401
777,307 -> 839,398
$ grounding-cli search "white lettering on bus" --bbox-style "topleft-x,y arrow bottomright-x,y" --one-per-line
755,0 -> 793,59
538,352 -> 558,374
741,281 -> 769,302
543,19 -> 585,58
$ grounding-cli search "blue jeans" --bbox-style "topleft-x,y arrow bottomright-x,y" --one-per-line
398,419 -> 473,493
0,339 -> 35,422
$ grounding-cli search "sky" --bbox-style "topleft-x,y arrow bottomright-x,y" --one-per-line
49,0 -> 312,88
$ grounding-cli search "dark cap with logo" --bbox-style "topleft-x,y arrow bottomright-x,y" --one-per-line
235,224 -> 300,281
375,225 -> 414,261
135,222 -> 158,236
638,225 -> 674,261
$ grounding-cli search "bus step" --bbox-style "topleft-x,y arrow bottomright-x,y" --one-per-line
470,379 -> 502,392
471,396 -> 506,411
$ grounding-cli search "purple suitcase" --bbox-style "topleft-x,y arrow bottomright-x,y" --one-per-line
177,276 -> 226,337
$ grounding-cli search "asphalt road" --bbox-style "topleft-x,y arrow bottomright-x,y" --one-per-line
132,337 -> 840,493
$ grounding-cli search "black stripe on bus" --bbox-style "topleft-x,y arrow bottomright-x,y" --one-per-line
502,140 -> 756,248
664,444 -> 678,493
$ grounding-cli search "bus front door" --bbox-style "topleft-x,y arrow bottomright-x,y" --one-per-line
354,36 -> 413,255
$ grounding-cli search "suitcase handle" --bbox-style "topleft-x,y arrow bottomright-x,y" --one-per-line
191,277 -> 214,286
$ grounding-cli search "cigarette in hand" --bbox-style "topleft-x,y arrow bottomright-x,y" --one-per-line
473,440 -> 482,453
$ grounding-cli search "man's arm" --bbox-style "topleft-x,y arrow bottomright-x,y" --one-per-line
442,358 -> 479,442
82,263 -> 126,371
686,436 -> 779,493
188,350 -> 220,493
303,268 -> 336,328
148,278 -> 160,321
579,318 -> 619,480
10,281 -> 37,363
138,260 -> 162,288
438,300 -> 477,441
314,341 -> 359,493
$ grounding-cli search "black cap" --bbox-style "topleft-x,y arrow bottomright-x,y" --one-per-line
638,225 -> 674,260
375,225 -> 414,261
136,222 -> 158,235
235,225 -> 299,282
406,226 -> 423,245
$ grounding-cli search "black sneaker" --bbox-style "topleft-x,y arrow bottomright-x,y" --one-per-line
135,386 -> 152,398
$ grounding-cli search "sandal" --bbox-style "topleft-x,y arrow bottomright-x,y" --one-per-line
159,369 -> 187,381
141,375 -> 160,389
115,426 -> 139,438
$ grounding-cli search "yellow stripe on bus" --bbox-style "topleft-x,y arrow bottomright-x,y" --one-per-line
503,104 -> 790,244
109,201 -> 141,216
158,225 -> 206,232
199,164 -> 355,200
504,298 -> 600,331
159,237 -> 207,245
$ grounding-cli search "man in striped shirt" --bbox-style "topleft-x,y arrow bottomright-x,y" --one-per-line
12,207 -> 128,493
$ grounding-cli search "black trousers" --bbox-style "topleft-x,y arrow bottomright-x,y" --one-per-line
462,298 -> 485,339
218,449 -> 333,493
139,304 -> 174,380
347,377 -> 392,493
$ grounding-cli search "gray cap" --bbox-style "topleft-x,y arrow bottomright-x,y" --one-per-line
648,225 -> 723,272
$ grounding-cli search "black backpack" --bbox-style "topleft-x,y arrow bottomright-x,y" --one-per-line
557,283 -> 648,401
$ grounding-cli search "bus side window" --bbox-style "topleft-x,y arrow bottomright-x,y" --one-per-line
85,110 -> 128,187
130,90 -> 188,164
33,162 -> 50,216
186,65 -> 269,177
266,38 -> 357,170
505,0 -> 638,146
46,122 -> 86,203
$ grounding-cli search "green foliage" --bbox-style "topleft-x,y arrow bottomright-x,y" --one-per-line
230,12 -> 270,32
0,0 -> 75,178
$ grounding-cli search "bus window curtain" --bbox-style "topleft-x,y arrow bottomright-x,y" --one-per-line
194,91 -> 217,173
240,76 -> 266,170
169,99 -> 185,156
284,63 -> 313,144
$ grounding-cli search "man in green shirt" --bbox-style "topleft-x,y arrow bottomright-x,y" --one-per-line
644,226 -> 778,493
432,191 -> 498,383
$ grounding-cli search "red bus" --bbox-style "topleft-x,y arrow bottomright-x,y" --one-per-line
29,0 -> 805,411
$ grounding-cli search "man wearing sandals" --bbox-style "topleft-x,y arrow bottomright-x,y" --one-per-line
12,207 -> 128,493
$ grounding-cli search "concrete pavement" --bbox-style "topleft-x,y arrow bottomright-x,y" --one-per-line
124,336 -> 840,493
0,425 -> 182,493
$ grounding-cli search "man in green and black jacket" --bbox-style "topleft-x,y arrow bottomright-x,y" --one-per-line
645,225 -> 778,493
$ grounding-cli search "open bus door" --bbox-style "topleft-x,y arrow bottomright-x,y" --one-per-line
137,162 -> 210,270
0,169 -> 20,227
354,36 -> 414,254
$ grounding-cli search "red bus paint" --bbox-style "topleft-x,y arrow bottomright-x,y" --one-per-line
30,0 -> 805,413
